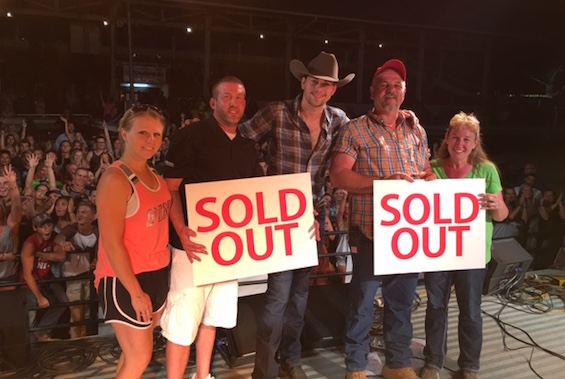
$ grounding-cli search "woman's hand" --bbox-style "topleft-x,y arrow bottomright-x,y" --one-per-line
131,291 -> 153,323
478,193 -> 500,211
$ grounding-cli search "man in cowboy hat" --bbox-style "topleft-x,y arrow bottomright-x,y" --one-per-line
239,51 -> 354,379
330,58 -> 435,379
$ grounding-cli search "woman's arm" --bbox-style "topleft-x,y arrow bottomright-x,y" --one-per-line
97,166 -> 153,323
60,116 -> 74,143
44,152 -> 57,190
20,119 -> 27,141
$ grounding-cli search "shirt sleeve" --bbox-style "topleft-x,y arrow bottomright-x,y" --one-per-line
239,102 -> 279,143
163,127 -> 195,179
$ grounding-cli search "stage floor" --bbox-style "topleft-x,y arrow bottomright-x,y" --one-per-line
2,276 -> 564,379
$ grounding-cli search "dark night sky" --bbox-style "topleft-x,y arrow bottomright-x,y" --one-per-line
210,0 -> 563,40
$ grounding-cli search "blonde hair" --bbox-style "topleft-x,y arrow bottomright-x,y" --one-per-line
436,111 -> 492,166
118,105 -> 166,145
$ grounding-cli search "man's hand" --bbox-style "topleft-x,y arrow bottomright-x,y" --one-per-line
37,294 -> 50,308
401,109 -> 420,125
179,226 -> 207,262
309,210 -> 321,241
384,172 -> 414,182
60,241 -> 75,253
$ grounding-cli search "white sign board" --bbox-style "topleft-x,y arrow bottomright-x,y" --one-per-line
373,179 -> 486,275
185,173 -> 318,286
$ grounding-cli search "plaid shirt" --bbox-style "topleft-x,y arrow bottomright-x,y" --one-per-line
239,94 -> 349,200
333,110 -> 431,239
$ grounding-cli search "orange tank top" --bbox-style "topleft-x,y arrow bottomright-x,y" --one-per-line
95,162 -> 172,289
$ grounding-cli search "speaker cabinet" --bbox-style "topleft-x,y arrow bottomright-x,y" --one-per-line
483,238 -> 533,295
0,288 -> 29,369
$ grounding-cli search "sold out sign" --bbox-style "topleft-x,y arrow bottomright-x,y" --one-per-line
185,173 -> 318,286
373,179 -> 486,276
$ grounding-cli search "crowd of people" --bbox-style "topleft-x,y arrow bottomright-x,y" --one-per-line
0,50 -> 564,379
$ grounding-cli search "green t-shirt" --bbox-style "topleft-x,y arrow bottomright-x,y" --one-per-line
430,159 -> 503,263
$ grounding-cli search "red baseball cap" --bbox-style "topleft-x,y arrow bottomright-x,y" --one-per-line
373,59 -> 406,81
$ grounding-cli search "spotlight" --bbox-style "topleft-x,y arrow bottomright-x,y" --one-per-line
186,27 -> 192,33
7,12 -> 13,18
103,20 -> 108,26
324,39 -> 329,44
378,43 -> 383,48
259,34 -> 264,39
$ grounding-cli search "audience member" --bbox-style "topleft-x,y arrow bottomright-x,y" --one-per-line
533,190 -> 565,269
48,196 -> 76,233
93,152 -> 112,185
55,140 -> 72,176
70,148 -> 89,169
11,138 -> 32,174
53,200 -> 98,338
0,166 -> 23,291
518,184 -> 541,251
54,117 -> 85,152
514,173 -> 542,202
62,167 -> 91,201
20,213 -> 68,342
1,149 -> 22,188
493,187 -> 524,241
86,121 -> 113,173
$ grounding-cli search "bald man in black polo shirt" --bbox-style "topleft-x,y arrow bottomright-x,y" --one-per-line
161,76 -> 263,379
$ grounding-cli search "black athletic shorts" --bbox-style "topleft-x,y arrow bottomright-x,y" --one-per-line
98,266 -> 168,329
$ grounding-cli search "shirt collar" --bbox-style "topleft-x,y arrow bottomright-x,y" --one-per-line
367,109 -> 411,129
293,94 -> 332,134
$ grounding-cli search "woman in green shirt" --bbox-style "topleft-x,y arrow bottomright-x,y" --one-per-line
420,112 -> 508,379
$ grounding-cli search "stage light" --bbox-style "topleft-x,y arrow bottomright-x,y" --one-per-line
378,43 -> 383,48
7,12 -> 12,18
103,20 -> 108,26
259,34 -> 264,39
186,26 -> 192,33
324,39 -> 329,44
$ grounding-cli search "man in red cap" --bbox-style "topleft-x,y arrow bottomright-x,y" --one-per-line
330,59 -> 435,379
239,51 -> 354,379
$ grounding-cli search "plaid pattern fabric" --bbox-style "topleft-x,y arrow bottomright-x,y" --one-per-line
333,110 -> 431,238
239,94 -> 350,200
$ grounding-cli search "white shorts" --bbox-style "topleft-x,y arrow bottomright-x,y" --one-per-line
66,279 -> 90,302
160,247 -> 238,347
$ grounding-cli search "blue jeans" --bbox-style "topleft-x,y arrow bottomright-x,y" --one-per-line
252,267 -> 312,379
344,234 -> 419,372
423,268 -> 486,372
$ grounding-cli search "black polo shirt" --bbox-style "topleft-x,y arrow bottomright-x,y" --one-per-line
164,116 -> 264,250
